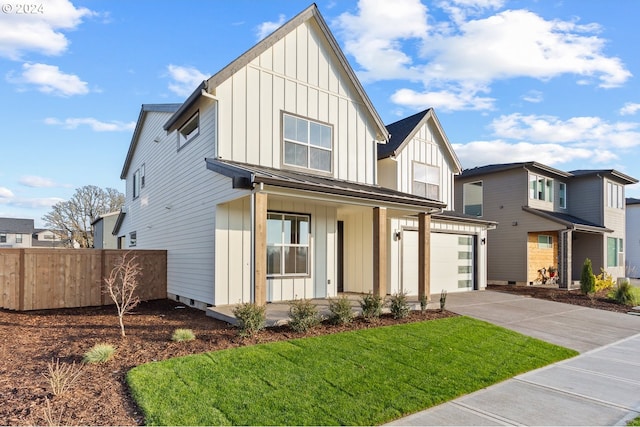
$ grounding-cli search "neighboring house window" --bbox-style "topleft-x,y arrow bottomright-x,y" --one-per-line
538,235 -> 553,249
129,231 -> 137,247
413,162 -> 440,200
463,181 -> 483,216
140,163 -> 146,188
607,181 -> 624,209
133,169 -> 140,199
529,174 -> 553,202
283,113 -> 332,173
607,237 -> 624,267
15,234 -> 22,243
559,182 -> 567,209
0,233 -> 6,243
178,112 -> 199,149
266,212 -> 310,276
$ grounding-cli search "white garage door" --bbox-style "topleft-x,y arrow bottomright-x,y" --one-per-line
401,231 -> 475,295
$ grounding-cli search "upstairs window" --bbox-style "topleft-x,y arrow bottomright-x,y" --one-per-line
133,169 -> 140,199
178,112 -> 199,149
413,162 -> 440,200
0,233 -> 6,243
607,181 -> 624,209
463,181 -> 483,217
559,182 -> 567,209
267,212 -> 310,276
529,174 -> 553,202
283,113 -> 332,173
16,234 -> 22,243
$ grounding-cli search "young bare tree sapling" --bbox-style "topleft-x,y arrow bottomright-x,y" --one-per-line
104,252 -> 141,337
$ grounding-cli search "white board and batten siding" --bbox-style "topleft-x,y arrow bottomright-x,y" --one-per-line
215,19 -> 379,185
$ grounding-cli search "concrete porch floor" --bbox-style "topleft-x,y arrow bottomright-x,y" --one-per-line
207,292 -> 444,326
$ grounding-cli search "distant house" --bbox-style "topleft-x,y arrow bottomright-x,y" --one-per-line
626,198 -> 640,278
116,4 -> 493,310
0,217 -> 34,248
91,212 -> 120,249
454,162 -> 637,287
32,229 -> 65,248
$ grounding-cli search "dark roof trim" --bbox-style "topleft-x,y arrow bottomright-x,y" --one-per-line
627,197 -> 640,206
433,211 -> 498,229
162,81 -> 206,132
112,210 -> 126,235
461,162 -> 571,180
205,158 -> 445,211
570,169 -> 638,185
522,206 -> 612,233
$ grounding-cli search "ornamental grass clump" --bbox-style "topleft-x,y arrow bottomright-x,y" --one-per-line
360,292 -> 384,322
610,279 -> 639,306
83,343 -> 115,364
327,296 -> 354,325
171,328 -> 196,342
232,302 -> 266,337
288,299 -> 321,333
42,358 -> 84,396
389,292 -> 411,319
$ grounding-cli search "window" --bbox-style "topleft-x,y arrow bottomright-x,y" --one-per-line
538,235 -> 553,249
15,234 -> 22,243
413,162 -> 440,200
607,181 -> 624,209
607,237 -> 624,267
133,169 -> 140,199
0,233 -> 6,243
463,181 -> 483,216
129,231 -> 137,247
283,114 -> 332,173
267,212 -> 310,276
178,112 -> 199,148
559,182 -> 567,209
529,174 -> 553,202
140,163 -> 146,188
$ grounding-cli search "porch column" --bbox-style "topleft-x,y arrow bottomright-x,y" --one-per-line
254,192 -> 268,306
373,207 -> 387,297
559,229 -> 572,289
418,212 -> 431,301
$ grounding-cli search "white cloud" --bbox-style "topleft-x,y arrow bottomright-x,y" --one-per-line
391,86 -> 495,111
256,14 -> 287,40
522,90 -> 543,103
166,64 -> 209,97
0,0 -> 96,60
19,176 -> 58,188
7,63 -> 88,96
620,102 -> 640,116
44,117 -> 135,132
0,187 -> 15,199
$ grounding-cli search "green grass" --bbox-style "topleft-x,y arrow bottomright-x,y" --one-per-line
127,316 -> 577,426
628,415 -> 640,426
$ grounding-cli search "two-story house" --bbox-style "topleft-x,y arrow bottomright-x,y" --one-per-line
0,217 -> 34,248
116,4 -> 494,310
625,198 -> 640,278
454,162 -> 637,287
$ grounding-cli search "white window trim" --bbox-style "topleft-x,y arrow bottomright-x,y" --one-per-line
538,235 -> 553,249
282,112 -> 333,174
267,212 -> 311,277
133,169 -> 140,199
559,182 -> 567,209
178,111 -> 199,149
529,174 -> 553,202
463,180 -> 483,217
412,161 -> 440,200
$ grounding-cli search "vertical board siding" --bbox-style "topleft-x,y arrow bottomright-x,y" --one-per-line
0,249 -> 166,311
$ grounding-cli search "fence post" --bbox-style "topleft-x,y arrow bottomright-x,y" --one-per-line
18,249 -> 25,311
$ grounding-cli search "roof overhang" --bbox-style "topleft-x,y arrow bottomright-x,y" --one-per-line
433,211 -> 498,230
206,158 -> 445,213
522,206 -> 612,233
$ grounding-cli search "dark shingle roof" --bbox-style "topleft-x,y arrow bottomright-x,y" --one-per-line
0,217 -> 34,234
570,169 -> 638,185
460,162 -> 571,179
627,198 -> 640,206
522,207 -> 611,233
378,109 -> 431,159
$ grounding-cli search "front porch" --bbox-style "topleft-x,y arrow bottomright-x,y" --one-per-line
207,292 -> 443,326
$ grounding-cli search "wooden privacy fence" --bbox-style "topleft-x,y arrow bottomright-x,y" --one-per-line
0,249 -> 167,311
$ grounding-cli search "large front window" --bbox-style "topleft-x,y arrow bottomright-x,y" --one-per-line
529,174 -> 553,202
413,162 -> 440,200
463,181 -> 483,216
607,237 -> 624,267
267,212 -> 310,276
283,114 -> 332,173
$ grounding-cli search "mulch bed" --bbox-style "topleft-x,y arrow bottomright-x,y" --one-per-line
0,300 -> 455,426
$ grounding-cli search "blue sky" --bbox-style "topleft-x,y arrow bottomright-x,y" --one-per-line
1,0 -> 639,227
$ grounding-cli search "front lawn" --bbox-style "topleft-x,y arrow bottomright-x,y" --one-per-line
127,316 -> 577,426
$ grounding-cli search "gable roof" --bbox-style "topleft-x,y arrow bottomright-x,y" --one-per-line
460,162 -> 571,179
522,207 -> 612,233
570,169 -> 638,185
163,4 -> 388,142
378,108 -> 462,173
0,217 -> 34,234
627,197 -> 640,206
120,104 -> 181,179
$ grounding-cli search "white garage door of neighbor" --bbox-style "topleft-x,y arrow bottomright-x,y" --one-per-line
401,231 -> 474,295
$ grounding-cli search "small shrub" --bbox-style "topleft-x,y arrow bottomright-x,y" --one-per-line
389,292 -> 411,319
288,299 -> 321,333
419,294 -> 428,313
360,292 -> 384,322
42,398 -> 64,427
83,343 -> 115,364
440,289 -> 448,312
171,328 -> 196,342
594,269 -> 616,292
327,296 -> 354,325
42,358 -> 83,396
609,280 -> 639,306
580,258 -> 596,295
232,302 -> 266,337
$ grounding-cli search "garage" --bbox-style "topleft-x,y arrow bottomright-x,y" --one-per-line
401,230 -> 475,295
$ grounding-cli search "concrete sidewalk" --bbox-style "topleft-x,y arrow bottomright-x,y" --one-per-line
388,290 -> 640,426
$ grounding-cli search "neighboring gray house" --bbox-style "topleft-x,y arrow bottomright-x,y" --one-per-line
626,198 -> 640,278
0,217 -> 34,248
92,211 -> 120,249
454,162 -> 637,287
32,228 -> 65,248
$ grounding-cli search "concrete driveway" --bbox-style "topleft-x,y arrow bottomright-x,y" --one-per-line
388,290 -> 640,426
